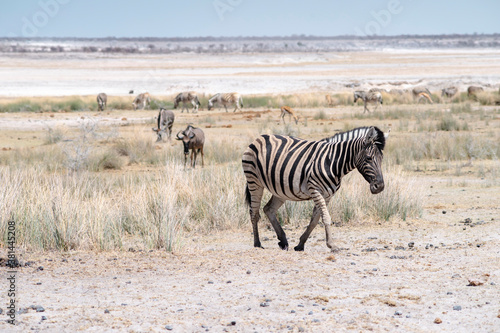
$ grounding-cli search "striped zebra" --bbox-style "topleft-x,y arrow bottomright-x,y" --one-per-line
97,93 -> 107,111
353,91 -> 383,113
279,106 -> 299,125
242,126 -> 388,252
441,86 -> 458,98
207,93 -> 243,112
174,91 -> 201,113
132,92 -> 151,110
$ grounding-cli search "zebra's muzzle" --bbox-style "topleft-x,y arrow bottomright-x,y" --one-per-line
370,180 -> 384,194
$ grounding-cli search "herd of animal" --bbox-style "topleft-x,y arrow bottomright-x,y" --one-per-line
91,84 -> 489,250
92,85 -> 488,172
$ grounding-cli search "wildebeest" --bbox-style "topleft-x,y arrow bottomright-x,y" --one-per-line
176,125 -> 205,168
279,106 -> 299,125
152,108 -> 175,142
412,87 -> 433,103
353,91 -> 383,113
441,86 -> 458,98
467,86 -> 484,99
132,92 -> 151,110
174,91 -> 201,113
97,93 -> 107,111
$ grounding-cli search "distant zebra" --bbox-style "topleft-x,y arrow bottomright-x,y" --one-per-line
467,86 -> 483,99
441,86 -> 458,98
242,126 -> 388,252
174,91 -> 201,113
152,108 -> 175,142
279,106 -> 299,125
353,91 -> 383,113
207,93 -> 243,112
132,92 -> 151,110
412,87 -> 433,104
97,93 -> 107,111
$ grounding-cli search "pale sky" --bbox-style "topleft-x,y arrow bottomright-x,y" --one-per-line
2,0 -> 499,38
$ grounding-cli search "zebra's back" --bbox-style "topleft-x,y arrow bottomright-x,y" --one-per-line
243,135 -> 336,201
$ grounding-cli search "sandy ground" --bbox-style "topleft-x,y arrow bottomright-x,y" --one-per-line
1,50 -> 500,97
1,193 -> 499,332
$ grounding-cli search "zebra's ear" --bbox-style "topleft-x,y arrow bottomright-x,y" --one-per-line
365,126 -> 378,145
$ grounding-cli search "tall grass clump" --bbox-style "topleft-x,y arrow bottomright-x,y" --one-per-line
329,166 -> 423,224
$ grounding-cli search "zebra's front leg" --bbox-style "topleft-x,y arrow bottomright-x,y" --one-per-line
263,196 -> 288,250
306,191 -> 338,251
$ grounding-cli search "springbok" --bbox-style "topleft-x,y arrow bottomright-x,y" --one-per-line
176,125 -> 205,168
152,108 -> 175,142
97,93 -> 107,111
279,106 -> 299,125
441,87 -> 458,98
325,94 -> 334,107
174,91 -> 201,113
412,87 -> 433,104
207,93 -> 243,112
353,91 -> 383,113
467,86 -> 483,99
132,93 -> 151,110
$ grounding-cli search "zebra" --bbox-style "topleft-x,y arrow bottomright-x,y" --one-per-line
97,93 -> 107,111
132,92 -> 151,110
207,93 -> 243,112
152,108 -> 175,142
174,91 -> 201,113
242,126 -> 388,252
412,87 -> 433,104
279,106 -> 299,125
441,86 -> 458,98
353,91 -> 383,113
467,86 -> 483,99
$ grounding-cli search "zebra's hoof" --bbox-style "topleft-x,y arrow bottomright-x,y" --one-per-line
294,245 -> 304,252
278,241 -> 288,251
329,246 -> 340,253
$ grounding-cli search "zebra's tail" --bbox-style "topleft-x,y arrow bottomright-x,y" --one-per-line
245,184 -> 251,207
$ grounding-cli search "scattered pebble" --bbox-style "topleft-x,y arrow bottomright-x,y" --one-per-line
308,311 -> 313,315
260,302 -> 269,307
434,318 -> 442,324
246,270 -> 251,274
104,309 -> 110,314
41,316 -> 47,321
408,242 -> 415,248
394,311 -> 403,316
290,310 -> 296,313
165,325 -> 173,330
453,305 -> 462,311
35,306 -> 45,313
312,319 -> 320,323
442,210 -> 446,214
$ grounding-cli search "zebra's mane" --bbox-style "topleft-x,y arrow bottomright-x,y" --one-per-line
321,126 -> 386,151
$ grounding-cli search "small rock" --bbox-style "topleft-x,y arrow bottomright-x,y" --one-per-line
35,306 -> 45,312
208,281 -> 214,284
37,266 -> 44,271
41,316 -> 47,321
260,302 -> 269,307
165,325 -> 173,330
394,311 -> 402,316
246,270 -> 251,274
226,280 -> 232,284
453,305 -> 462,311
408,242 -> 415,248
442,210 -> 446,214
308,311 -> 313,315
395,246 -> 405,250
290,310 -> 296,313
104,309 -> 110,314
230,321 -> 236,326
434,318 -> 442,324
312,319 -> 320,323
350,262 -> 356,265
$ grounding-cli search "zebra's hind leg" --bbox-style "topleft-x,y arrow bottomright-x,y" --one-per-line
247,186 -> 264,248
263,196 -> 288,250
294,206 -> 320,251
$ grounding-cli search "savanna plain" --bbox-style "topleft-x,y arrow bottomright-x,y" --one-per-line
0,47 -> 499,332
